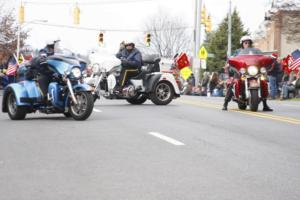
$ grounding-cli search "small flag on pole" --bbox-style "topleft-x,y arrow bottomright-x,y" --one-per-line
288,49 -> 300,71
6,55 -> 18,76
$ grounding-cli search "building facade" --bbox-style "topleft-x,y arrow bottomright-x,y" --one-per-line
254,1 -> 300,57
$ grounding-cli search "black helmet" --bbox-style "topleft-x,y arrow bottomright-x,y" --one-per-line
125,42 -> 135,48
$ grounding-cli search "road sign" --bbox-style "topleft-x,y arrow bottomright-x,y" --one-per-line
201,59 -> 207,69
198,46 -> 208,60
180,67 -> 193,80
208,53 -> 215,58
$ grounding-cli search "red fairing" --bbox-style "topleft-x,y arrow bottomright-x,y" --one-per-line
260,80 -> 268,98
229,55 -> 273,70
234,79 -> 243,98
226,78 -> 243,98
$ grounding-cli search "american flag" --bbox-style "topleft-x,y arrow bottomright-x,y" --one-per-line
6,55 -> 18,76
289,49 -> 300,71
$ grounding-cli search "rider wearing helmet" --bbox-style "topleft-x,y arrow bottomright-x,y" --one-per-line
115,42 -> 142,91
222,35 -> 273,111
26,39 -> 60,99
233,35 -> 253,56
40,39 -> 60,56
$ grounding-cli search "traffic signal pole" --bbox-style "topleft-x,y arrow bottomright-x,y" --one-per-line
193,0 -> 202,87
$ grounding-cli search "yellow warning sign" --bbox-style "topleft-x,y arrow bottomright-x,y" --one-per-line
198,46 -> 208,60
180,66 -> 193,80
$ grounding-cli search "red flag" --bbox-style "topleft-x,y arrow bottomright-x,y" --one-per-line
175,53 -> 190,70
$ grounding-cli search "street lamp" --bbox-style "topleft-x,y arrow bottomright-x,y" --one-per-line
17,19 -> 48,63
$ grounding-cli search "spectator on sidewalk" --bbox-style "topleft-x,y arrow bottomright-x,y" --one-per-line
207,72 -> 220,97
281,71 -> 297,100
0,51 -> 9,88
268,53 -> 281,99
200,71 -> 210,96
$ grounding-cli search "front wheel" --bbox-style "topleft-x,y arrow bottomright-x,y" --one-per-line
238,102 -> 247,110
249,89 -> 259,112
150,81 -> 174,105
6,92 -> 27,120
126,94 -> 147,105
69,91 -> 94,120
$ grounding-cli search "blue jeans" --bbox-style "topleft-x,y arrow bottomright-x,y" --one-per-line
282,84 -> 295,98
7,76 -> 16,84
268,75 -> 277,98
0,75 -> 9,88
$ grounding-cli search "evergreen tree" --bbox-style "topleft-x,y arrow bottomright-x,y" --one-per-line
205,8 -> 248,72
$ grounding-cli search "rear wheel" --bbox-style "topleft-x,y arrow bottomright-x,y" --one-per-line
249,89 -> 259,112
7,92 -> 27,120
69,91 -> 94,120
126,94 -> 147,105
150,81 -> 174,105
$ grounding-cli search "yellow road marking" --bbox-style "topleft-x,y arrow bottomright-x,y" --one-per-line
177,99 -> 300,125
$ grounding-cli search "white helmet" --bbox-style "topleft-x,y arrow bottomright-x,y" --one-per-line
240,35 -> 252,44
46,37 -> 60,46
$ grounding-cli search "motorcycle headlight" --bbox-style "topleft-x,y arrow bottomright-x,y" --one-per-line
260,67 -> 267,74
247,66 -> 258,76
71,67 -> 81,79
240,68 -> 246,74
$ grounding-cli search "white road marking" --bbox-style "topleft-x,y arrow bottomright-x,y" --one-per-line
93,108 -> 102,113
148,132 -> 185,146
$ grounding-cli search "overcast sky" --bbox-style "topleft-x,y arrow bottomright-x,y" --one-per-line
8,0 -> 272,54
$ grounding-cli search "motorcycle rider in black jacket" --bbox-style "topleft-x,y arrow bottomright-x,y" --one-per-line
115,42 -> 142,91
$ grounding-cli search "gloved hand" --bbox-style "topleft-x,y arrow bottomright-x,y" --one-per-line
121,59 -> 129,66
53,72 -> 60,79
39,55 -> 47,64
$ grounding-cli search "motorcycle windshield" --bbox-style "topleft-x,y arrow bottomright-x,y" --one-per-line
89,52 -> 121,72
47,55 -> 80,75
229,48 -> 273,70
237,48 -> 263,55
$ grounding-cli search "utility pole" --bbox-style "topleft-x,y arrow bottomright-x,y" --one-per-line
17,24 -> 20,63
193,0 -> 202,86
227,0 -> 232,57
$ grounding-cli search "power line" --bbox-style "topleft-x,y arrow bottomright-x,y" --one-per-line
27,21 -> 193,32
23,0 -> 154,6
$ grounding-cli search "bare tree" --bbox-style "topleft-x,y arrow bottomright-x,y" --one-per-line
137,11 -> 192,58
0,2 -> 28,63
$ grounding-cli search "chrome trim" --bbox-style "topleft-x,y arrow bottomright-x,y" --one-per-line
67,78 -> 78,104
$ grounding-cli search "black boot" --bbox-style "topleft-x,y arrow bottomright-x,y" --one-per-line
222,86 -> 233,111
262,99 -> 273,111
222,101 -> 228,111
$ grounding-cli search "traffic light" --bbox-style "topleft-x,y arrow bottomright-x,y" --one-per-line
205,15 -> 212,33
99,32 -> 104,45
201,5 -> 206,24
73,5 -> 80,25
19,4 -> 25,24
145,33 -> 151,47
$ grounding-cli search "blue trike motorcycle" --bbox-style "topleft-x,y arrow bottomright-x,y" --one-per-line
2,55 -> 94,120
